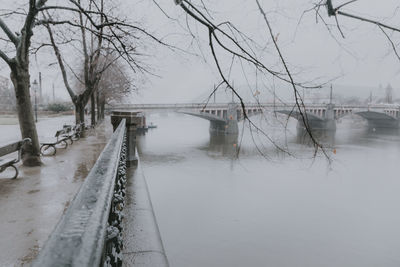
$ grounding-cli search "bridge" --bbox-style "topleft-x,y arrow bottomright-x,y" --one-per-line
111,102 -> 400,133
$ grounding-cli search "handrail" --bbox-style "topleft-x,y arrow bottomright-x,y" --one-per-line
32,119 -> 127,267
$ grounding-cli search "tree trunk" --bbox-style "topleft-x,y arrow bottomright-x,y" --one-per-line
90,93 -> 96,126
75,102 -> 85,126
10,68 -> 41,166
96,90 -> 101,122
101,100 -> 105,119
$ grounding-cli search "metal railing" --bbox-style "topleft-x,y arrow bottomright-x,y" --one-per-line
32,119 -> 127,267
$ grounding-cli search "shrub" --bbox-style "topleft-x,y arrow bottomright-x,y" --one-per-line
47,103 -> 72,113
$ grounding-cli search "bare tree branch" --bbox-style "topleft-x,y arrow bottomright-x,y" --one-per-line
325,0 -> 400,33
378,25 -> 400,62
44,19 -> 77,102
0,49 -> 11,64
255,0 -> 325,156
0,17 -> 19,45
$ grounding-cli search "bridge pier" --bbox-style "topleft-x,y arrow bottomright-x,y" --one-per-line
210,103 -> 239,135
324,103 -> 336,131
296,104 -> 336,131
111,111 -> 146,166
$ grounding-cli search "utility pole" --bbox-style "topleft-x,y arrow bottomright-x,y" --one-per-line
39,72 -> 42,104
329,84 -> 333,104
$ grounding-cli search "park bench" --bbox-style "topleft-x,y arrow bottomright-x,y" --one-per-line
40,129 -> 71,156
64,123 -> 84,141
73,123 -> 85,140
62,125 -> 76,144
0,138 -> 31,179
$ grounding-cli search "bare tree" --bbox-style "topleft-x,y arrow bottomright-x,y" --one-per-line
96,58 -> 134,119
0,0 -> 138,165
44,20 -> 99,126
43,0 -> 106,126
72,55 -> 134,122
42,0 -> 162,127
0,1 -> 51,165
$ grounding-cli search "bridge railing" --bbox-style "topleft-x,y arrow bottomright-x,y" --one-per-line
109,102 -> 290,111
109,102 -> 400,115
32,119 -> 128,267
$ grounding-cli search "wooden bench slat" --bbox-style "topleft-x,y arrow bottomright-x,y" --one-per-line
0,142 -> 21,158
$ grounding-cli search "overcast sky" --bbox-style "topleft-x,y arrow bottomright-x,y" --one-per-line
1,0 -> 400,104
124,0 -> 400,103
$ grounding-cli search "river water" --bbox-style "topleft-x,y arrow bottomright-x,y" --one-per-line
137,113 -> 400,267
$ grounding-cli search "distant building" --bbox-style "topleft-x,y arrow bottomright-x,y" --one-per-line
374,83 -> 397,104
385,84 -> 394,104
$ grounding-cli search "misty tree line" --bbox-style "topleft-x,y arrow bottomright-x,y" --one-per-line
0,77 -> 16,110
1,0 -> 400,166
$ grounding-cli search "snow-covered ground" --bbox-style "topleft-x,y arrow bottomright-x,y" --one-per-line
0,115 -> 112,266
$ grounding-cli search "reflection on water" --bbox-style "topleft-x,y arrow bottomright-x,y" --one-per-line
296,124 -> 400,151
200,134 -> 239,158
140,114 -> 400,267
296,128 -> 336,147
365,126 -> 400,136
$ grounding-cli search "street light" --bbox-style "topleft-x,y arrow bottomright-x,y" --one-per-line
32,79 -> 38,123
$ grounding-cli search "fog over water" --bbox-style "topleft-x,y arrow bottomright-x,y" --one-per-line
138,113 -> 400,267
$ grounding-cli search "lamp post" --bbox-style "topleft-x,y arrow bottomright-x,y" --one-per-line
32,79 -> 38,123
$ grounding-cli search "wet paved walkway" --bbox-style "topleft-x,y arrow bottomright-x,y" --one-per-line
0,115 -> 112,266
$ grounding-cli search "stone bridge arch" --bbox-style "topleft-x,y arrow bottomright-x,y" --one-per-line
354,111 -> 399,128
276,109 -> 336,130
181,103 -> 239,134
